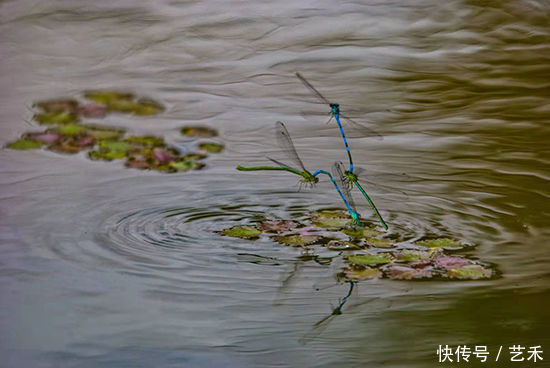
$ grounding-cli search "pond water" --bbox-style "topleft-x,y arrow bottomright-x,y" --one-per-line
1,0 -> 549,367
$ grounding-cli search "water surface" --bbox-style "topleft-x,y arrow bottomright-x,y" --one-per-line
1,0 -> 549,367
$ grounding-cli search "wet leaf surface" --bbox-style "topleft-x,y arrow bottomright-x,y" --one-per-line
258,220 -> 299,232
343,267 -> 382,280
220,225 -> 261,239
273,234 -> 321,246
199,142 -> 224,153
181,126 -> 218,137
347,253 -> 394,266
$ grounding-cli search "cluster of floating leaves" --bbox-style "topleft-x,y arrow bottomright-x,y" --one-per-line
6,91 -> 224,173
219,210 -> 496,282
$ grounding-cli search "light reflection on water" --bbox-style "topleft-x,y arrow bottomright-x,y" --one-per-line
1,0 -> 549,366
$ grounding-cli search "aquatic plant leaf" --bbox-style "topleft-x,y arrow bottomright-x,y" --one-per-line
86,126 -> 125,140
84,90 -> 134,104
365,237 -> 395,249
446,265 -> 492,280
53,124 -> 88,136
394,250 -> 432,262
78,104 -> 107,118
181,153 -> 207,161
132,99 -> 165,115
34,99 -> 78,113
220,225 -> 261,239
327,240 -> 361,251
385,265 -> 434,280
343,267 -> 382,280
89,140 -> 133,160
199,142 -> 224,153
347,253 -> 394,266
415,238 -> 464,250
168,160 -> 204,172
342,227 -> 382,238
433,256 -> 472,270
152,148 -> 176,163
34,112 -> 80,125
311,210 -> 352,228
25,132 -> 62,144
273,234 -> 320,246
6,138 -> 43,150
258,220 -> 299,232
180,126 -> 218,138
124,136 -> 165,147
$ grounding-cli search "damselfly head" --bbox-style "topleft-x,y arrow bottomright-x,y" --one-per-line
329,103 -> 340,114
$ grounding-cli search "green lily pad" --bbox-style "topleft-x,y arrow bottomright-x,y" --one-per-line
6,138 -> 43,150
365,237 -> 396,249
446,265 -> 492,280
342,227 -> 383,238
220,225 -> 261,239
343,267 -> 382,281
168,160 -> 204,172
180,126 -> 218,138
347,253 -> 394,266
394,249 -> 431,262
182,153 -> 207,161
52,124 -> 88,136
415,238 -> 464,250
124,136 -> 165,147
89,140 -> 133,161
199,142 -> 224,153
311,210 -> 352,228
34,112 -> 80,125
273,234 -> 321,246
327,240 -> 361,251
34,99 -> 78,113
131,99 -> 164,115
86,126 -> 125,140
84,90 -> 134,104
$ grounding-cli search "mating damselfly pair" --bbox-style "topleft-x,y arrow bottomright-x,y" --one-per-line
237,73 -> 389,230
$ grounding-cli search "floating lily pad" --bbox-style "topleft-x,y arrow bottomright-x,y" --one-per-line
446,265 -> 492,280
347,253 -> 394,266
34,112 -> 79,125
180,126 -> 218,138
78,104 -> 107,118
199,142 -> 224,153
182,153 -> 207,161
343,267 -> 382,280
385,265 -> 434,280
25,132 -> 62,144
84,90 -> 134,104
52,123 -> 88,136
6,138 -> 43,150
83,91 -> 164,115
433,256 -> 472,270
365,237 -> 396,249
273,234 -> 321,246
50,138 -> 95,154
415,238 -> 464,250
89,140 -> 133,161
311,210 -> 352,228
151,147 -> 177,164
134,99 -> 165,115
220,225 -> 261,239
258,220 -> 299,232
168,159 -> 204,172
327,240 -> 361,251
124,136 -> 165,147
86,126 -> 125,140
394,249 -> 431,262
342,227 -> 383,238
34,99 -> 78,113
